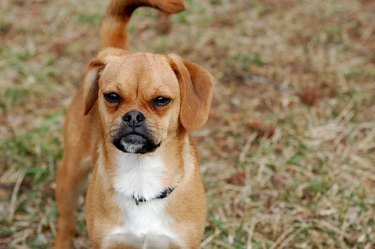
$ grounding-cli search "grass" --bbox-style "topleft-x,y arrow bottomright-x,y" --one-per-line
1,0 -> 375,248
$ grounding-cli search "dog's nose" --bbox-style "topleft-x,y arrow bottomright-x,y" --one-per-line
123,111 -> 145,127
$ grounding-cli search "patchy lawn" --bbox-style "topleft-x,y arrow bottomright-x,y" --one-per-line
1,0 -> 374,248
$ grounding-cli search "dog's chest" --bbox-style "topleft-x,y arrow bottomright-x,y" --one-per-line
104,153 -> 181,248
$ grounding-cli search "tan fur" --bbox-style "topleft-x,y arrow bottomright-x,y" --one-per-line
100,0 -> 185,49
55,0 -> 214,248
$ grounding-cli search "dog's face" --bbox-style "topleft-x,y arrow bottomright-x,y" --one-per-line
97,53 -> 181,154
83,48 -> 214,154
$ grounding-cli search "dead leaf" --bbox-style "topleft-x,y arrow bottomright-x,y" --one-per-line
226,171 -> 246,186
247,119 -> 275,138
299,88 -> 320,106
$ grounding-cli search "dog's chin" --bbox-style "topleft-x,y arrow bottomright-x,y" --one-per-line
113,134 -> 160,154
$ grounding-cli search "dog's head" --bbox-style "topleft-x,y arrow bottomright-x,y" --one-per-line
83,48 -> 214,154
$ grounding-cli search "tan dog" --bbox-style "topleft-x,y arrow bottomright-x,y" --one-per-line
54,0 -> 214,248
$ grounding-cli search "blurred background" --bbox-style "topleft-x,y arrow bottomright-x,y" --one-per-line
0,0 -> 374,248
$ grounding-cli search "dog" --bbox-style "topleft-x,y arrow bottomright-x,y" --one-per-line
54,0 -> 214,248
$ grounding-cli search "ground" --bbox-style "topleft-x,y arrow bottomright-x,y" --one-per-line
1,0 -> 375,248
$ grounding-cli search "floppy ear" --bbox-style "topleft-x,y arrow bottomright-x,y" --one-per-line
83,59 -> 105,115
168,54 -> 214,130
83,48 -> 128,115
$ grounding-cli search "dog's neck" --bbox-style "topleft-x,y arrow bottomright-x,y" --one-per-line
97,134 -> 189,202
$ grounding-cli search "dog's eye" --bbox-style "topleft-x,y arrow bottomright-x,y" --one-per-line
153,96 -> 171,107
104,92 -> 122,104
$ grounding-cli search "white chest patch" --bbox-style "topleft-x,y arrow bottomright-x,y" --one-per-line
104,153 -> 182,248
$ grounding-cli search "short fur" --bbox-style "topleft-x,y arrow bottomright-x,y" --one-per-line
54,0 -> 214,248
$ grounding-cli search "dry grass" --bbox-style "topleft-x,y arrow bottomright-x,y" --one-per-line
1,0 -> 375,248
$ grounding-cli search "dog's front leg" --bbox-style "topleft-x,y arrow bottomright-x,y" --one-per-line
55,154 -> 90,249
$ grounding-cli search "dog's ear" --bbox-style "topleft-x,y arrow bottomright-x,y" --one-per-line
168,54 -> 214,130
83,48 -> 128,115
83,59 -> 105,115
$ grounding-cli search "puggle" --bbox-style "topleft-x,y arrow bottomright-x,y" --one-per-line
54,0 -> 214,248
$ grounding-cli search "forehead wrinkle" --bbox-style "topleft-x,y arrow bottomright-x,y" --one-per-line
114,57 -> 149,98
123,56 -> 161,84
106,54 -> 177,100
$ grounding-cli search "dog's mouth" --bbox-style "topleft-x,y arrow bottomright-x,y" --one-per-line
112,131 -> 160,154
122,133 -> 147,144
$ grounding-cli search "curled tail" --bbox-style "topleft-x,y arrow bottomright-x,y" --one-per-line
100,0 -> 186,50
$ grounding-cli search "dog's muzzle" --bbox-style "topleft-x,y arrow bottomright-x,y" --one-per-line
112,111 -> 160,154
